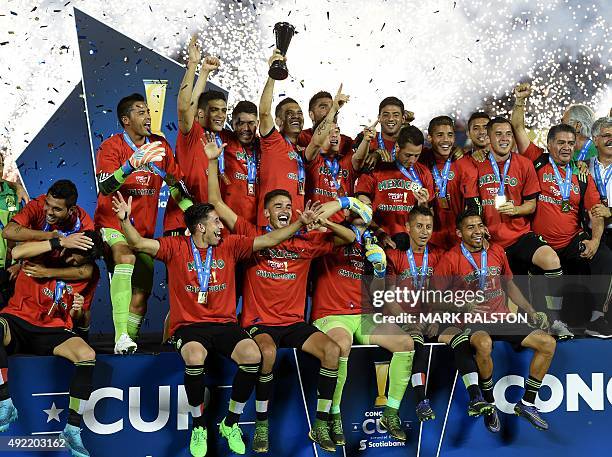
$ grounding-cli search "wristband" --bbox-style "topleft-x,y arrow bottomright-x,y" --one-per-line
121,160 -> 135,175
337,196 -> 350,209
49,238 -> 62,250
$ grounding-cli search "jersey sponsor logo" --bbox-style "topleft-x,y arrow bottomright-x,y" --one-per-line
478,173 -> 519,188
255,269 -> 296,280
134,174 -> 152,186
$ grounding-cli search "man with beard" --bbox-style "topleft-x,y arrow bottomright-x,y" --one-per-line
465,112 -> 491,156
310,193 -> 415,444
258,50 -> 307,226
298,90 -> 354,155
113,192 -> 322,457
471,117 -> 565,338
205,133 -> 368,452
588,117 -> 612,253
419,116 -> 479,249
355,125 -> 434,237
94,93 -> 187,354
523,124 -> 612,337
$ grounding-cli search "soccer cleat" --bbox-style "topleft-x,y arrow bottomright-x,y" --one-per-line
114,333 -> 137,355
483,407 -> 501,433
468,396 -> 495,417
308,421 -> 336,452
585,317 -> 612,339
219,418 -> 246,455
189,426 -> 207,457
549,320 -> 574,340
328,413 -> 346,446
0,399 -> 18,432
59,424 -> 90,457
415,399 -> 436,422
514,401 -> 549,430
252,420 -> 269,453
380,412 -> 407,441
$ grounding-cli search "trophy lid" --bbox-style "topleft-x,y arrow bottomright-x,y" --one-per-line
273,22 -> 295,33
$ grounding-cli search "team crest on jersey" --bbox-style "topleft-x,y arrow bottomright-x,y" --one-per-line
135,174 -> 152,186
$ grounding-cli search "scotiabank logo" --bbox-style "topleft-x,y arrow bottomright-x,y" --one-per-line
494,373 -> 612,414
82,385 -> 206,434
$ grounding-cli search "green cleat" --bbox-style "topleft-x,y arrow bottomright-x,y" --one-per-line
219,418 -> 246,455
189,426 -> 207,457
252,420 -> 269,453
308,420 -> 336,452
380,411 -> 407,441
328,413 -> 346,446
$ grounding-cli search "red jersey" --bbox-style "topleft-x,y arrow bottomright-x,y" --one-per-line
310,240 -> 367,321
4,266 -> 99,329
434,243 -> 512,314
258,129 -> 306,226
234,217 -> 335,327
94,133 -> 182,237
355,162 -> 435,236
420,151 -> 478,249
524,142 -> 600,249
298,129 -> 354,156
369,135 -> 397,164
155,234 -> 254,336
306,152 -> 356,223
473,152 -> 540,248
221,137 -> 259,225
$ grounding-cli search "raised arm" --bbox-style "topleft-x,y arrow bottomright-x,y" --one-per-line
178,35 -> 220,134
112,193 -> 160,257
203,135 -> 238,231
510,83 -> 532,154
352,121 -> 377,171
259,50 -> 285,136
304,84 -> 350,162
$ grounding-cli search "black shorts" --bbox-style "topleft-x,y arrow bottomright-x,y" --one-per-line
246,322 -> 319,349
466,322 -> 535,351
171,322 -> 251,359
505,232 -> 548,273
0,313 -> 77,356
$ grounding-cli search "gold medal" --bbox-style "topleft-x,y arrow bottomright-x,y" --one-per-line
602,198 -> 609,207
298,180 -> 305,195
495,195 -> 507,209
198,291 -> 208,304
438,196 -> 450,209
247,182 -> 255,196
561,200 -> 571,212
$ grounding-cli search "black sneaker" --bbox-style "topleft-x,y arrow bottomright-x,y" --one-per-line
468,396 -> 495,417
585,317 -> 612,339
483,407 -> 501,433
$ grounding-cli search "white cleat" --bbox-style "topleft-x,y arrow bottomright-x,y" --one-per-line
114,333 -> 137,354
550,320 -> 574,340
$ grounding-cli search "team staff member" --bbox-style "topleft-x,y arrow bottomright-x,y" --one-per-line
311,193 -> 415,443
588,117 -> 612,251
0,230 -> 102,457
420,116 -> 479,249
436,210 -> 555,432
205,134 -> 369,452
523,124 -> 612,338
356,125 -> 434,237
113,192 -> 321,457
94,93 -> 188,354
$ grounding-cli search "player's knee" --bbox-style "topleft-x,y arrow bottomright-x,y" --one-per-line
322,339 -> 341,365
114,251 -> 136,265
76,345 -> 96,362
237,340 -> 262,365
536,247 -> 561,270
472,333 -> 492,356
396,334 -> 414,352
181,343 -> 207,365
259,343 -> 276,366
538,333 -> 556,356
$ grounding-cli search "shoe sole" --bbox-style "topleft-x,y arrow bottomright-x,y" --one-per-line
514,410 -> 548,431
468,404 -> 495,417
308,431 -> 336,452
379,417 -> 407,442
0,408 -> 18,433
416,412 -> 436,422
584,330 -> 612,339
59,432 -> 90,457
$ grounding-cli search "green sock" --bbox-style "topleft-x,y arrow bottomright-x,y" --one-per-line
127,312 -> 144,341
111,264 -> 134,342
331,357 -> 348,415
385,351 -> 414,412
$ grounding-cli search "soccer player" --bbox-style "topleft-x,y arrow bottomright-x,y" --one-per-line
521,124 -> 612,337
385,206 -> 444,422
355,125 -> 434,237
0,230 -> 102,457
205,135 -> 369,453
298,90 -> 354,155
112,193 -> 322,457
472,117 -> 565,336
257,50 -> 308,226
163,35 -> 223,236
420,116 -> 479,249
465,112 -> 491,156
436,210 -> 556,432
303,85 -> 355,222
589,117 -> 612,251
310,192 -> 415,443
94,93 -> 188,354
